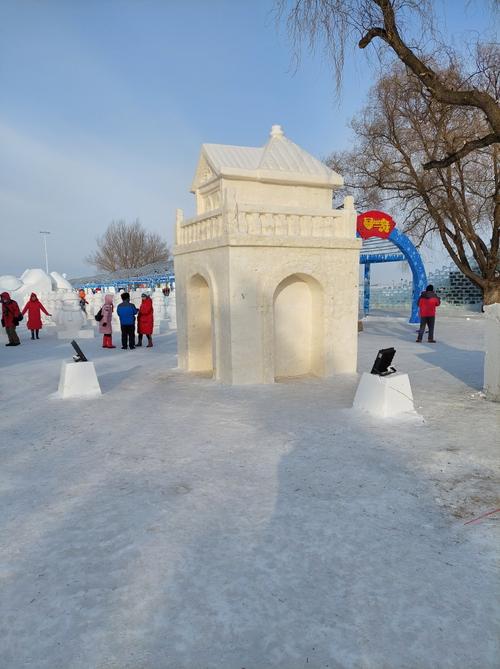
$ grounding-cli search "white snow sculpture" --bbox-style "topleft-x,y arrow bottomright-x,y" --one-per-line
166,293 -> 176,330
174,124 -> 360,384
352,373 -> 417,418
0,268 -> 76,324
50,271 -> 73,291
153,291 -> 166,321
20,268 -> 53,295
45,295 -> 57,327
52,298 -> 63,324
0,275 -> 23,293
483,303 -> 500,402
55,296 -> 86,339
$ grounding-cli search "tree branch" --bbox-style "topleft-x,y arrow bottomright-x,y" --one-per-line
423,133 -> 499,170
371,0 -> 500,143
359,27 -> 386,49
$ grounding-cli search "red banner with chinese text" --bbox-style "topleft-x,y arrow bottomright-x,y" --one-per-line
356,210 -> 396,239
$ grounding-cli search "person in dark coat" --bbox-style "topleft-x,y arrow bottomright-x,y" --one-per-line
136,293 -> 154,347
116,292 -> 138,350
21,292 -> 51,340
416,284 -> 441,343
1,291 -> 22,346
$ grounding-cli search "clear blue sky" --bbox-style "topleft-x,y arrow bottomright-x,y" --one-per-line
0,0 -> 496,277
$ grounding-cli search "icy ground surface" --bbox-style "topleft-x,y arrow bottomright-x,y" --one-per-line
1,316 -> 499,669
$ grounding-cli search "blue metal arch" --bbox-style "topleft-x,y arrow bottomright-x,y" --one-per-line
359,229 -> 427,323
387,228 -> 427,323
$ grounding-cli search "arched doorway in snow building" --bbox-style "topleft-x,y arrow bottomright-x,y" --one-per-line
273,274 -> 323,380
187,273 -> 213,374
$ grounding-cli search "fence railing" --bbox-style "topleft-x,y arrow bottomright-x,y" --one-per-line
176,203 -> 354,246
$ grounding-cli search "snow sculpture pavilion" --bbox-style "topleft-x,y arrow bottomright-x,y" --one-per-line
174,125 -> 361,384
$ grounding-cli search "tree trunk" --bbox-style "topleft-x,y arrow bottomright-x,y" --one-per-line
483,282 -> 500,306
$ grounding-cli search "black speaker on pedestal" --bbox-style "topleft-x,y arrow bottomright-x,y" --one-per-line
371,347 -> 396,376
70,340 -> 88,363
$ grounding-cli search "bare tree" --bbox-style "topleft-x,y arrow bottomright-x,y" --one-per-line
277,0 -> 500,169
86,220 -> 170,273
327,61 -> 500,303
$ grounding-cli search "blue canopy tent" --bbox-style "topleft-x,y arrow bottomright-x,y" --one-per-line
80,273 -> 175,292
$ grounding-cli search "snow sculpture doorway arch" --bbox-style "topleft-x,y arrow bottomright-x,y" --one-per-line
357,211 -> 427,323
186,273 -> 213,374
273,273 -> 324,380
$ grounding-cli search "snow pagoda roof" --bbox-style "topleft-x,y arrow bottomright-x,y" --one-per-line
191,125 -> 343,192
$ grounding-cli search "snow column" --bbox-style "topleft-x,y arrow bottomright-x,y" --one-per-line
483,303 -> 500,402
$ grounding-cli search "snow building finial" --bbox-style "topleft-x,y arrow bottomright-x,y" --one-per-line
270,124 -> 284,138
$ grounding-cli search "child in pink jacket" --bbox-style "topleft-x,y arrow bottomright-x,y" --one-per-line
98,294 -> 116,348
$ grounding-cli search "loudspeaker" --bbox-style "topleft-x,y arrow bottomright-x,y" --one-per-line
371,347 -> 396,376
70,340 -> 88,363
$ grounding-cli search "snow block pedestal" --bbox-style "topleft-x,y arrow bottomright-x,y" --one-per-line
57,360 -> 102,399
353,372 -> 416,418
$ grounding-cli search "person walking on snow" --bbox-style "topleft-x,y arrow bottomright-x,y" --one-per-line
116,292 -> 138,349
1,291 -> 22,346
416,284 -> 441,343
22,293 -> 51,340
137,293 -> 154,347
78,288 -> 88,314
99,294 -> 116,349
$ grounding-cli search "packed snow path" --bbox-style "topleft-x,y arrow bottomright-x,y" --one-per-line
1,316 -> 499,669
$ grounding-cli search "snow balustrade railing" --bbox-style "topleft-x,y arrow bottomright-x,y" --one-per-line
175,198 -> 356,247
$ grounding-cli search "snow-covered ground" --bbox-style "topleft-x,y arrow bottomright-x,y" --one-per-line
1,315 -> 499,669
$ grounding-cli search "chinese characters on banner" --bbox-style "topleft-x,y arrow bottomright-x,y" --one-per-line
356,210 -> 396,239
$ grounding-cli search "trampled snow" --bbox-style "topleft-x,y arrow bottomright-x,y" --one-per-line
1,315 -> 498,669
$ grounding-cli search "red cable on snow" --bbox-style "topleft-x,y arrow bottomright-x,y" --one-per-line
464,508 -> 500,525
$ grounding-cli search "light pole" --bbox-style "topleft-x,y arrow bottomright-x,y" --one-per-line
40,231 -> 51,274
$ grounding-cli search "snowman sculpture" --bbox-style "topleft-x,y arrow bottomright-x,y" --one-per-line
55,294 -> 86,339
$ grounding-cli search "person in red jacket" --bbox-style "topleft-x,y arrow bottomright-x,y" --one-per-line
78,288 -> 89,314
136,293 -> 154,347
1,291 -> 22,346
22,292 -> 51,340
416,284 -> 441,343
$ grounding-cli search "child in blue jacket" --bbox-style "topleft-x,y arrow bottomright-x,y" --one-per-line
117,292 -> 138,349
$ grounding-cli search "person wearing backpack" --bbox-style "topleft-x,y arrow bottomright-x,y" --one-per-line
116,292 -> 138,349
98,294 -> 116,349
21,292 -> 51,340
416,284 -> 441,343
1,291 -> 22,346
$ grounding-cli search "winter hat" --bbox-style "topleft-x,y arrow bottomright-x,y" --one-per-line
141,293 -> 148,298
30,292 -> 38,300
121,292 -> 130,301
426,284 -> 434,291
1,292 -> 10,301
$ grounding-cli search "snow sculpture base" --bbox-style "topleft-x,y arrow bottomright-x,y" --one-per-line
57,361 -> 102,399
353,372 -> 416,418
76,328 -> 95,339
